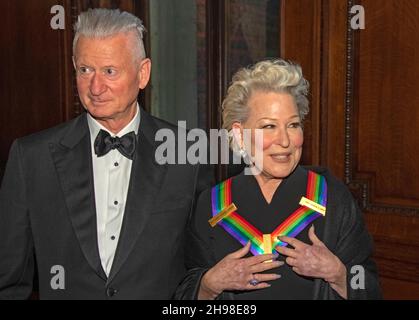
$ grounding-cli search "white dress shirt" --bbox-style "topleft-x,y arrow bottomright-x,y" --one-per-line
87,104 -> 140,276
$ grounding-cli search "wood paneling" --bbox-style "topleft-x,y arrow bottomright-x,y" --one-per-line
380,277 -> 419,300
281,0 -> 419,299
280,0 -> 323,167
0,0 -> 149,180
350,0 -> 419,298
0,0 -> 73,178
354,0 -> 419,211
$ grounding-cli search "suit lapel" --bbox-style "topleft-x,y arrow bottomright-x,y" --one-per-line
49,114 -> 107,281
108,108 -> 168,283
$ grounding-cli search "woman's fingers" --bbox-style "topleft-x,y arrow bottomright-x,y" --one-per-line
308,225 -> 324,246
252,272 -> 282,283
242,252 -> 278,266
241,273 -> 281,291
249,260 -> 284,274
226,241 -> 251,259
292,267 -> 302,275
244,282 -> 271,290
276,245 -> 298,258
285,257 -> 298,267
277,235 -> 305,250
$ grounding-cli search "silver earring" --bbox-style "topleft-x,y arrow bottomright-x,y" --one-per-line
240,148 -> 252,166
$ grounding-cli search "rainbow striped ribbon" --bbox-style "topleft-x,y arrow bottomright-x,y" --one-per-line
211,171 -> 327,256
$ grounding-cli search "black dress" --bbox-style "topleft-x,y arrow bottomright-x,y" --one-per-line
175,166 -> 382,300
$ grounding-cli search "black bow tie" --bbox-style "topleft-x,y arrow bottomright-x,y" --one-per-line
94,129 -> 136,160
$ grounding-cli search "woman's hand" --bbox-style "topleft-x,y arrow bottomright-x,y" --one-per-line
198,241 -> 284,300
276,225 -> 347,299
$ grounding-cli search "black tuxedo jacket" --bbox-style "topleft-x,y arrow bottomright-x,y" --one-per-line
0,108 -> 213,299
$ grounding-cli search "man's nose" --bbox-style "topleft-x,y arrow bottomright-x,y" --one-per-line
89,73 -> 107,96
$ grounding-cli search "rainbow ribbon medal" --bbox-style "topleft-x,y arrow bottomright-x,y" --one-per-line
209,171 -> 327,256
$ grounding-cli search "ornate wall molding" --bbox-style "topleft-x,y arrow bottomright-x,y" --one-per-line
344,0 -> 419,216
69,1 -> 84,117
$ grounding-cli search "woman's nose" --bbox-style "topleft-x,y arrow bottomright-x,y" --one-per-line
274,127 -> 290,148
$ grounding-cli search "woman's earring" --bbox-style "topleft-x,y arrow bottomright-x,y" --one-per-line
240,147 -> 253,166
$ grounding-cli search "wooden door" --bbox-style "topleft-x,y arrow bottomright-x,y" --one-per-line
281,0 -> 419,299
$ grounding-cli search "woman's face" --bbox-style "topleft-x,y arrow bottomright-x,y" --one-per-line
235,91 -> 304,179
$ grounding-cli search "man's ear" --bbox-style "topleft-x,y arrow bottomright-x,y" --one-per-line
138,58 -> 151,89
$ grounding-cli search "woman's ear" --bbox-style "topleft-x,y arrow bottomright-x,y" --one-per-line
231,122 -> 243,148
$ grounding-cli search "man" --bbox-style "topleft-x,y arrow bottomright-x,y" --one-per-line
0,8 -> 212,299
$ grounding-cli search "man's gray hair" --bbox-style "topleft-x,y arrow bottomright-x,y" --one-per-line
73,8 -> 146,60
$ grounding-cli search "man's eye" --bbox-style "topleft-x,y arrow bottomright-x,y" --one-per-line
104,68 -> 117,76
78,66 -> 92,74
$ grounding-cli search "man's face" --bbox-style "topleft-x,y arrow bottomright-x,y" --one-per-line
74,32 -> 151,123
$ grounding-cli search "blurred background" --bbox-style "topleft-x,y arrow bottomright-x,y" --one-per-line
0,0 -> 418,299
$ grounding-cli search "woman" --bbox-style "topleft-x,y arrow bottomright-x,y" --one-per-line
176,59 -> 381,300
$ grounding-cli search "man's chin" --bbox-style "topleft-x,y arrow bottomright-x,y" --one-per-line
85,104 -> 114,119
87,99 -> 114,108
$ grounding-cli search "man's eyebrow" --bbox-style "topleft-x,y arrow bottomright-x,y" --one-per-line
258,117 -> 275,120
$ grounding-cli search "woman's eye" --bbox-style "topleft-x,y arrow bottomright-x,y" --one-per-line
262,124 -> 275,129
289,122 -> 302,128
